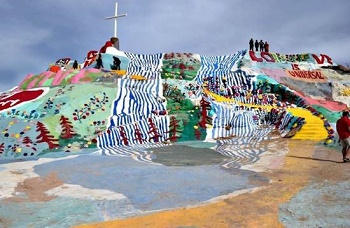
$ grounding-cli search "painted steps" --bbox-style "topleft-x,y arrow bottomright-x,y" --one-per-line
287,108 -> 328,141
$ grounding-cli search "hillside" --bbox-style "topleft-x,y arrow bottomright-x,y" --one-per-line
0,40 -> 349,162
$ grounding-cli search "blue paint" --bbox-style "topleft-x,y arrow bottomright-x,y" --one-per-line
279,180 -> 350,227
0,196 -> 142,228
0,197 -> 100,228
34,154 -> 267,212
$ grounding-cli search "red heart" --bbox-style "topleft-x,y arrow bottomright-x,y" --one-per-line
0,89 -> 45,111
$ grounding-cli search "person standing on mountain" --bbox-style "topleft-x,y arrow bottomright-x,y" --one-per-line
264,41 -> 270,52
255,40 -> 259,52
73,60 -> 79,70
111,56 -> 121,70
249,38 -> 254,51
95,54 -> 103,69
336,110 -> 350,163
259,40 -> 264,52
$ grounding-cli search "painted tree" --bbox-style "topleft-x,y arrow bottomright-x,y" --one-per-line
59,115 -> 77,139
23,136 -> 33,144
198,98 -> 212,128
148,118 -> 162,143
22,136 -> 34,147
134,123 -> 145,144
166,116 -> 182,142
0,143 -> 4,154
119,126 -> 129,146
194,128 -> 202,140
22,136 -> 37,152
36,121 -> 59,149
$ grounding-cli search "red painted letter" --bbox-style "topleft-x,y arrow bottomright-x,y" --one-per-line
249,51 -> 263,62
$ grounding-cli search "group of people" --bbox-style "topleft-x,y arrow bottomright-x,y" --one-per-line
249,38 -> 269,52
94,54 -> 121,70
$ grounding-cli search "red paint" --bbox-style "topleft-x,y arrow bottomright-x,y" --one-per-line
36,122 -> 59,149
59,115 -> 77,139
292,64 -> 300,70
119,126 -> 129,146
285,70 -> 326,82
249,51 -> 275,62
249,51 -> 263,62
147,118 -> 161,143
99,41 -> 113,53
199,98 -> 212,128
134,124 -> 145,144
0,89 -> 45,111
83,50 -> 98,67
312,54 -> 333,65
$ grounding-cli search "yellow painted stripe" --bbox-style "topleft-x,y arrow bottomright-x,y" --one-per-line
287,108 -> 328,140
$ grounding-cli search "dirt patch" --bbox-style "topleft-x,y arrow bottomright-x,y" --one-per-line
5,172 -> 64,203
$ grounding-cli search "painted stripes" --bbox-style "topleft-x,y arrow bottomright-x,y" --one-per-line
124,52 -> 163,74
98,53 -> 169,149
96,50 -> 302,170
195,51 -> 246,84
210,101 -> 257,139
99,143 -> 167,164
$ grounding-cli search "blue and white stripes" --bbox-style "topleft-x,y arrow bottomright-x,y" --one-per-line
225,70 -> 254,91
124,52 -> 163,75
210,101 -> 257,138
98,53 -> 169,150
95,50 -> 303,168
195,51 -> 246,85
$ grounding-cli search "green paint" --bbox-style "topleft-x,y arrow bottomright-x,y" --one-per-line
161,53 -> 200,80
19,74 -> 38,90
312,105 -> 342,122
33,74 -> 46,88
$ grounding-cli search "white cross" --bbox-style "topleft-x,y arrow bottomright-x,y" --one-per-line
105,2 -> 127,38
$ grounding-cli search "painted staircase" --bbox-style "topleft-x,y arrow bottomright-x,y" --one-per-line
287,108 -> 328,140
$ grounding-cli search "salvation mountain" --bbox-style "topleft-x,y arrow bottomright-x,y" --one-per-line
0,40 -> 349,164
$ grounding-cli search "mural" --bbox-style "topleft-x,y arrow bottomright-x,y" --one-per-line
0,44 -> 349,168
249,51 -> 333,65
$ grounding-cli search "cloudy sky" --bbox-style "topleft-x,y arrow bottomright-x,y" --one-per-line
0,0 -> 349,92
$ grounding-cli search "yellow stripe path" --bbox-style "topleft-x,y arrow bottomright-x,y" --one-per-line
287,107 -> 328,140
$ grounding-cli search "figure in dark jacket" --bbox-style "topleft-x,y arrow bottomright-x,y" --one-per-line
95,54 -> 103,69
255,40 -> 259,52
249,38 -> 254,51
111,56 -> 121,70
259,40 -> 264,52
73,60 -> 78,70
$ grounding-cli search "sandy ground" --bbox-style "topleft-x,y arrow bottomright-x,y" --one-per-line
77,140 -> 350,228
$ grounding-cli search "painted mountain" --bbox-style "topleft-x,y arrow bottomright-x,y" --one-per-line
0,39 -> 349,166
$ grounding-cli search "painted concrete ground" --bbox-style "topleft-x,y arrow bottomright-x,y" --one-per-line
79,140 -> 350,228
1,139 -> 349,227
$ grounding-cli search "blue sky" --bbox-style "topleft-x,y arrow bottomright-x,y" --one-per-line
0,0 -> 349,92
